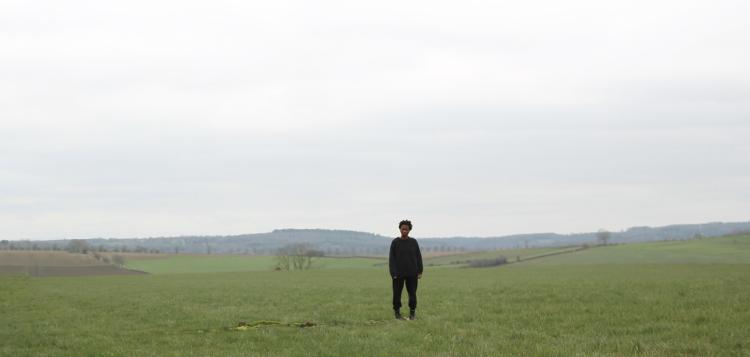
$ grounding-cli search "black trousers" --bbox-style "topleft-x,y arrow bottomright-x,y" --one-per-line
392,276 -> 418,310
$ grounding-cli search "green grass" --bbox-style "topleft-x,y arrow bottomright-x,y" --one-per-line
423,247 -> 570,267
126,255 -> 385,274
525,234 -> 750,265
125,247 -> 566,275
3,234 -> 750,356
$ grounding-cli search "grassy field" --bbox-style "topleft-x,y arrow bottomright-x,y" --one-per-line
2,235 -> 750,356
525,235 -> 750,265
125,255 -> 386,274
123,247 -> 572,275
422,247 -> 572,267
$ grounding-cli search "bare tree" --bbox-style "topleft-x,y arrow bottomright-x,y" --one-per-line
275,243 -> 316,271
275,247 -> 291,271
293,243 -> 313,270
66,239 -> 90,254
597,229 -> 611,246
112,255 -> 126,267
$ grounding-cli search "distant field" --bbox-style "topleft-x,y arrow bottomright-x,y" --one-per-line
0,251 -> 145,277
523,234 -> 750,265
125,255 -> 386,274
422,247 -> 571,267
0,251 -> 108,266
3,234 -> 749,356
125,247 -> 574,274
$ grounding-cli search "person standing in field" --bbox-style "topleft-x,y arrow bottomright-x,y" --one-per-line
389,219 -> 423,320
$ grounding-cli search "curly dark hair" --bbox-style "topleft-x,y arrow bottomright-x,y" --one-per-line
398,220 -> 412,230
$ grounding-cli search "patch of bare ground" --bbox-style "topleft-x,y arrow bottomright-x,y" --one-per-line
100,252 -> 172,260
0,251 -> 148,277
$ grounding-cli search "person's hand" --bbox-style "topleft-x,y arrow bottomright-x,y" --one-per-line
393,276 -> 397,279
417,274 -> 422,279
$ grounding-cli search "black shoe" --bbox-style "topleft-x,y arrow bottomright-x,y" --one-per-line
395,310 -> 405,320
409,310 -> 416,320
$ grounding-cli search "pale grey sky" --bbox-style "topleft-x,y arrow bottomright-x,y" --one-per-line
1,0 -> 749,240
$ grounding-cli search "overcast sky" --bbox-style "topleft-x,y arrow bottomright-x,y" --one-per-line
2,0 -> 749,240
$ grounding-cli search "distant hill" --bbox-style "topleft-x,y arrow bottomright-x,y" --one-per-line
3,221 -> 750,255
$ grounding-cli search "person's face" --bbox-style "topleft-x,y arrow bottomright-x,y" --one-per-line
399,225 -> 411,237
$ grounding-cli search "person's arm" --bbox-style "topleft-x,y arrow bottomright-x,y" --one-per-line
389,240 -> 397,278
416,240 -> 423,277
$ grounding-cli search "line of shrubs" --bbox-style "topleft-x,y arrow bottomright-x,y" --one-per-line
92,252 -> 126,266
468,256 -> 508,268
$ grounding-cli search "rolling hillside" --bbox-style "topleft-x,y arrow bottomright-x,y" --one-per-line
521,234 -> 750,265
0,251 -> 146,277
6,220 -> 750,255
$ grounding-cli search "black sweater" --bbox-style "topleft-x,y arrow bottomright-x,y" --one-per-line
389,237 -> 423,277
